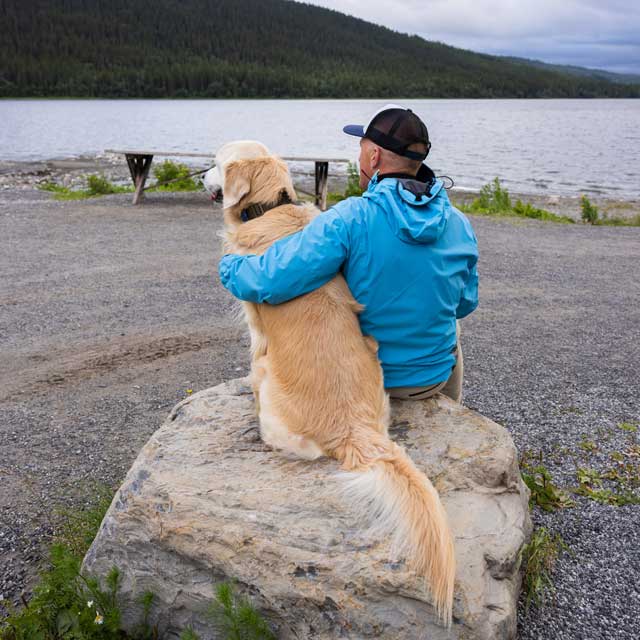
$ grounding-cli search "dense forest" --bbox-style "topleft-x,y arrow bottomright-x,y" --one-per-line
1,0 -> 638,98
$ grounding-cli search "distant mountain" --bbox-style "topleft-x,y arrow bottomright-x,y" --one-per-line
503,57 -> 640,85
1,0 -> 638,98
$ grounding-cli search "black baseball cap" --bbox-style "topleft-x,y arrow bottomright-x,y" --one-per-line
343,104 -> 431,161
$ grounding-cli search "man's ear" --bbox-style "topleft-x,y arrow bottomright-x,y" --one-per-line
222,160 -> 251,208
371,145 -> 382,169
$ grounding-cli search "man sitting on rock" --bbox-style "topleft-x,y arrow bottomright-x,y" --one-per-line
219,105 -> 478,402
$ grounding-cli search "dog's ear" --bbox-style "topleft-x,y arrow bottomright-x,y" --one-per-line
222,160 -> 251,208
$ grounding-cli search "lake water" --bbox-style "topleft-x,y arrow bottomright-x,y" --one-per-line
2,99 -> 639,198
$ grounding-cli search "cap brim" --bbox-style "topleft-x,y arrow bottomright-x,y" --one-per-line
343,124 -> 365,137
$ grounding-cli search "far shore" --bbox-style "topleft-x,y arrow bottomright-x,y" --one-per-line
1,155 -> 638,223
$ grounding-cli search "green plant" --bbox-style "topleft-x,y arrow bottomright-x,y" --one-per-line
38,181 -> 93,200
576,466 -> 602,487
208,583 -> 275,640
0,489 -> 276,639
86,174 -> 118,196
520,527 -> 566,610
579,438 -> 598,453
520,453 -> 575,511
473,177 -> 512,213
461,178 -> 574,223
574,484 -> 640,506
152,160 -> 199,191
512,199 -> 574,223
38,178 -> 131,200
574,465 -> 640,505
581,194 -> 599,224
597,213 -> 640,226
131,592 -> 157,640
344,161 -> 363,198
0,490 -> 123,639
618,422 -> 638,433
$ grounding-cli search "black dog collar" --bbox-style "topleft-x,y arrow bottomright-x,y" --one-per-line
241,190 -> 293,222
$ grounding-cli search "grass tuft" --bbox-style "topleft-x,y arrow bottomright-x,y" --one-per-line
580,194 -> 640,226
458,177 -> 574,223
208,583 -> 276,640
39,175 -> 132,200
520,527 -> 566,610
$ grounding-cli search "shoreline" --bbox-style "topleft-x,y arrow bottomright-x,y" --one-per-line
1,155 -> 638,222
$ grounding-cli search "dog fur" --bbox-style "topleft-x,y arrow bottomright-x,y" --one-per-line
213,141 -> 456,624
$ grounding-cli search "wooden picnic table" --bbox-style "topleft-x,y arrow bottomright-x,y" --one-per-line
106,149 -> 350,210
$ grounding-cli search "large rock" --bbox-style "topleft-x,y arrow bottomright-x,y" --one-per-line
83,378 -> 532,639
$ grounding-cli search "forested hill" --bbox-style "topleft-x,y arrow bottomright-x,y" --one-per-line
1,0 -> 638,98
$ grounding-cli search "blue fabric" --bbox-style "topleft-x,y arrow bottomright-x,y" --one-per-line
219,173 -> 479,388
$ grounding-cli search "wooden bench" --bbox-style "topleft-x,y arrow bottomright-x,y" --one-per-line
106,149 -> 350,210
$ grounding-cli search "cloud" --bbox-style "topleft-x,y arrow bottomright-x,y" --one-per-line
302,0 -> 640,74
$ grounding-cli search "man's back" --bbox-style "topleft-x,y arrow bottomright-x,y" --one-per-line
330,175 -> 478,388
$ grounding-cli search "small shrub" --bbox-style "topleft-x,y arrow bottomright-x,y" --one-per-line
581,195 -> 599,224
325,161 -> 363,205
152,160 -> 199,191
208,583 -> 276,640
86,174 -> 118,196
472,177 -> 512,213
344,161 -> 363,198
131,591 -> 158,640
520,527 -> 566,610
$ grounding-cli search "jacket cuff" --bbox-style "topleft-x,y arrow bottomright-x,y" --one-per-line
218,254 -> 234,287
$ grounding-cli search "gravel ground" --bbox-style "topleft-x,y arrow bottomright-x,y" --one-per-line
0,171 -> 639,638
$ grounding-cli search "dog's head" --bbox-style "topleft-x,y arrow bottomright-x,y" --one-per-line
210,140 -> 296,227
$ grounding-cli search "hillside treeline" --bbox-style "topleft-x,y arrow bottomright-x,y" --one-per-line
1,0 -> 638,98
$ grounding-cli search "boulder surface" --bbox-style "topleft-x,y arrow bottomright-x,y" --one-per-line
83,378 -> 532,639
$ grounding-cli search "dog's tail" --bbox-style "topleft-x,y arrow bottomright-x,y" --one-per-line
336,427 -> 455,626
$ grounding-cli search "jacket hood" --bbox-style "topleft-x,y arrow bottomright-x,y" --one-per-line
363,173 -> 449,244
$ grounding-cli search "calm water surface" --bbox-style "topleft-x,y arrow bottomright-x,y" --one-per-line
2,99 -> 639,198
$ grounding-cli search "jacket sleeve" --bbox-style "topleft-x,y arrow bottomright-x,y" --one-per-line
456,257 -> 479,319
218,208 -> 350,304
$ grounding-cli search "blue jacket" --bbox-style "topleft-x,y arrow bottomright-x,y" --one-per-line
219,173 -> 479,388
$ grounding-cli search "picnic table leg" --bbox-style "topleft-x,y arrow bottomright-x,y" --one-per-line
315,161 -> 329,211
125,154 -> 153,205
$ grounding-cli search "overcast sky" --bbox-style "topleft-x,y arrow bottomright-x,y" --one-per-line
303,0 -> 640,75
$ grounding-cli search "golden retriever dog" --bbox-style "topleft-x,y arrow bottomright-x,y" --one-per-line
211,140 -> 455,624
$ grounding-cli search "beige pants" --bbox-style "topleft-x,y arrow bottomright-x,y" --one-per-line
386,342 -> 464,403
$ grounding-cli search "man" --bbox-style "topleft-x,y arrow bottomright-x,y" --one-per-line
219,104 -> 478,402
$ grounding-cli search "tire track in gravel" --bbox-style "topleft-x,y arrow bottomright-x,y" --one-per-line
0,328 -> 238,401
